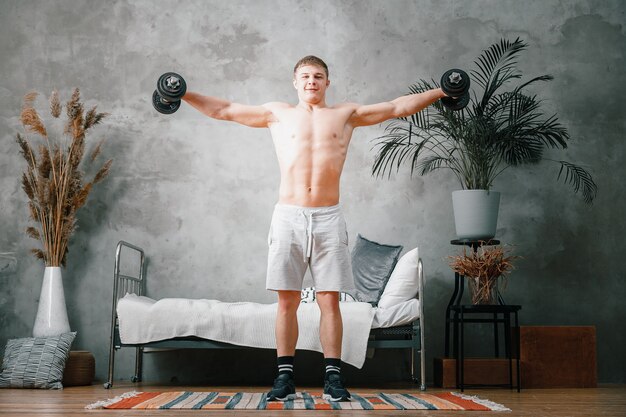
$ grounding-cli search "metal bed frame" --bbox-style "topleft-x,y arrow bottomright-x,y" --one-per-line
105,241 -> 426,390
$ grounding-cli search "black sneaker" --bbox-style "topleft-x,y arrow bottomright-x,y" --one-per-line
323,373 -> 351,402
266,373 -> 296,401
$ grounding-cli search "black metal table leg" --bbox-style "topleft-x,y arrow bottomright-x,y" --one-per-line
456,306 -> 465,392
515,310 -> 520,392
494,312 -> 500,357
505,311 -> 513,390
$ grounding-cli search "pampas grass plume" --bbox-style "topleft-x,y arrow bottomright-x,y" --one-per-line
15,89 -> 112,267
50,90 -> 61,118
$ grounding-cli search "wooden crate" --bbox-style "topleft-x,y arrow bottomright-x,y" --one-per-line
433,357 -> 518,388
63,351 -> 95,387
434,326 -> 597,388
520,326 -> 597,388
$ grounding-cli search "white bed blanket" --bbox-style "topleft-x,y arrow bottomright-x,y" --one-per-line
117,294 -> 375,368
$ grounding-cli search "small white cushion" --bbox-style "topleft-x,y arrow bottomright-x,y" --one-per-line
301,286 -> 316,303
377,247 -> 419,308
300,286 -> 356,303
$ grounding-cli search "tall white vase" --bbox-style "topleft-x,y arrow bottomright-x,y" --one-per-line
33,266 -> 71,337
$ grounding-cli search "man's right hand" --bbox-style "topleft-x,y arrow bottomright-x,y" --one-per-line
152,72 -> 187,114
440,69 -> 470,110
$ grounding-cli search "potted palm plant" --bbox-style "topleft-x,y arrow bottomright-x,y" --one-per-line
372,38 -> 597,240
16,89 -> 112,337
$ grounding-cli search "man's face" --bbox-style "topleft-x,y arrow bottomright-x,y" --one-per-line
293,64 -> 330,104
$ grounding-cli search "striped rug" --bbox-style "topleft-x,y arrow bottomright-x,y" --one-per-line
87,391 -> 510,411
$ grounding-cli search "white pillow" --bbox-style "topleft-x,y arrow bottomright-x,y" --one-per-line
377,247 -> 419,308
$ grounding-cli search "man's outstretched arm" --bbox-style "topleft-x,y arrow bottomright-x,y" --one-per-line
349,88 -> 447,127
182,92 -> 277,128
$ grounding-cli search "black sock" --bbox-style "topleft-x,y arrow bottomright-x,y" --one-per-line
324,357 -> 341,378
277,356 -> 294,377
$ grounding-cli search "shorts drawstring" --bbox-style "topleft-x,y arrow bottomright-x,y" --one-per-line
274,203 -> 341,263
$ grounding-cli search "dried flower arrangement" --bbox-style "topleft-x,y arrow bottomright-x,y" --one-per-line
448,244 -> 518,304
16,89 -> 112,267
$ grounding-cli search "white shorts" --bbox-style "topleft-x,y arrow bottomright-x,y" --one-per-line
266,203 -> 355,292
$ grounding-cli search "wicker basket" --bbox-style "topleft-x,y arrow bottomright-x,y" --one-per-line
62,351 -> 95,386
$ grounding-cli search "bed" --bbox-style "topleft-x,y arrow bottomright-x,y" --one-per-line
105,241 -> 426,390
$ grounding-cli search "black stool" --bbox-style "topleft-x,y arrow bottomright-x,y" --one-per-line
444,239 -> 521,392
450,304 -> 521,392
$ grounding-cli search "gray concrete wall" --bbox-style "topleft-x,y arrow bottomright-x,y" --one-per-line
1,0 -> 624,385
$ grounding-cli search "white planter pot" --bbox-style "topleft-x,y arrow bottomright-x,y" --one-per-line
452,190 -> 501,240
33,266 -> 71,337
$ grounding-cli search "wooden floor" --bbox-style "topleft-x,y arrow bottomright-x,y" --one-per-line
1,382 -> 624,416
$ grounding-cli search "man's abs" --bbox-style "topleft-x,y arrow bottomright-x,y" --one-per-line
275,148 -> 346,206
278,176 -> 341,207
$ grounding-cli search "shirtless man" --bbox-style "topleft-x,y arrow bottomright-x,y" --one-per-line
181,56 -> 447,401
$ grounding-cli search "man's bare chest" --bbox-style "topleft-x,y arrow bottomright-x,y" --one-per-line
270,108 -> 352,146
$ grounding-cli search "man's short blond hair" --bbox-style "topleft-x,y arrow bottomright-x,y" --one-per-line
293,55 -> 329,78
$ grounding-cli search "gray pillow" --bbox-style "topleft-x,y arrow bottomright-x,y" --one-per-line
349,234 -> 403,306
0,332 -> 76,389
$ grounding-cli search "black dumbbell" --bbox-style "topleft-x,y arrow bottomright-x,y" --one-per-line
440,69 -> 470,111
152,72 -> 187,114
